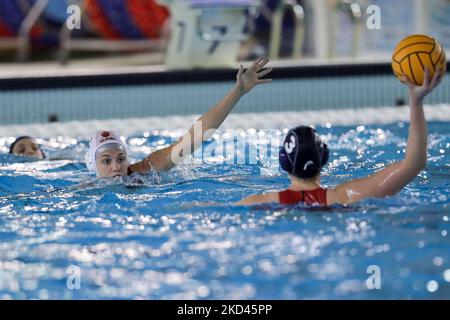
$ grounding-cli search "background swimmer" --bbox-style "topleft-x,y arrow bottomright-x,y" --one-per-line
8,136 -> 45,159
85,57 -> 273,178
237,67 -> 445,206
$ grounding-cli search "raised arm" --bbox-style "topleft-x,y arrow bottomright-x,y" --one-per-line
130,57 -> 272,173
328,67 -> 445,205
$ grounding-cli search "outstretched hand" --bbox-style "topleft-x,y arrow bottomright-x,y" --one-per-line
403,67 -> 445,101
236,57 -> 273,95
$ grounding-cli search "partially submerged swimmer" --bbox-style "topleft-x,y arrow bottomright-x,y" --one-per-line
9,136 -> 45,159
85,57 -> 273,178
85,131 -> 130,177
237,67 -> 445,206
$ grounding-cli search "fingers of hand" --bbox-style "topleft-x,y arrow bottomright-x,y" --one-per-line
422,67 -> 431,88
437,67 -> 445,77
256,57 -> 270,70
250,57 -> 262,69
257,78 -> 272,84
402,74 -> 413,88
437,68 -> 445,85
257,67 -> 273,78
237,65 -> 244,79
431,68 -> 445,88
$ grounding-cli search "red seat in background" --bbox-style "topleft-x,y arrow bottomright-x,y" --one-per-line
85,0 -> 169,40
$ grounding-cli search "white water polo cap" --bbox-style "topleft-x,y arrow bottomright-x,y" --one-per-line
85,130 -> 131,175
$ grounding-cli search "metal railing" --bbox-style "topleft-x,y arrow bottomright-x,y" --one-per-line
269,0 -> 305,59
0,0 -> 50,61
328,0 -> 363,58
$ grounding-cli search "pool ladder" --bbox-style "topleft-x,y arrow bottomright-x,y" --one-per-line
328,0 -> 363,58
0,0 -> 50,61
269,0 -> 305,60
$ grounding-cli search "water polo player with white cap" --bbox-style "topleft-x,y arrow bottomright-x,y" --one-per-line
85,130 -> 131,177
85,57 -> 273,178
237,67 -> 445,206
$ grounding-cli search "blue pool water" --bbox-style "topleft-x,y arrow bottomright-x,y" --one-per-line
0,121 -> 449,299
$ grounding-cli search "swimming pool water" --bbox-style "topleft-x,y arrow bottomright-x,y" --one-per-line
0,121 -> 449,299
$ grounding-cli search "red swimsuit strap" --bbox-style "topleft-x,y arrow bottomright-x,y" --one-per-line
279,188 -> 328,206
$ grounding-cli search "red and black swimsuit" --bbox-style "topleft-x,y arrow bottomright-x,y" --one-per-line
279,188 -> 328,206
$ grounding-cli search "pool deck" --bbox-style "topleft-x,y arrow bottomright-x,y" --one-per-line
0,54 -> 392,79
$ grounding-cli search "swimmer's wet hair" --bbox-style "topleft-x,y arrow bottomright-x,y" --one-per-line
279,126 -> 329,179
9,136 -> 32,154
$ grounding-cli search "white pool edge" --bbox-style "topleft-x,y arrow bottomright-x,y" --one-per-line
1,104 -> 449,138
